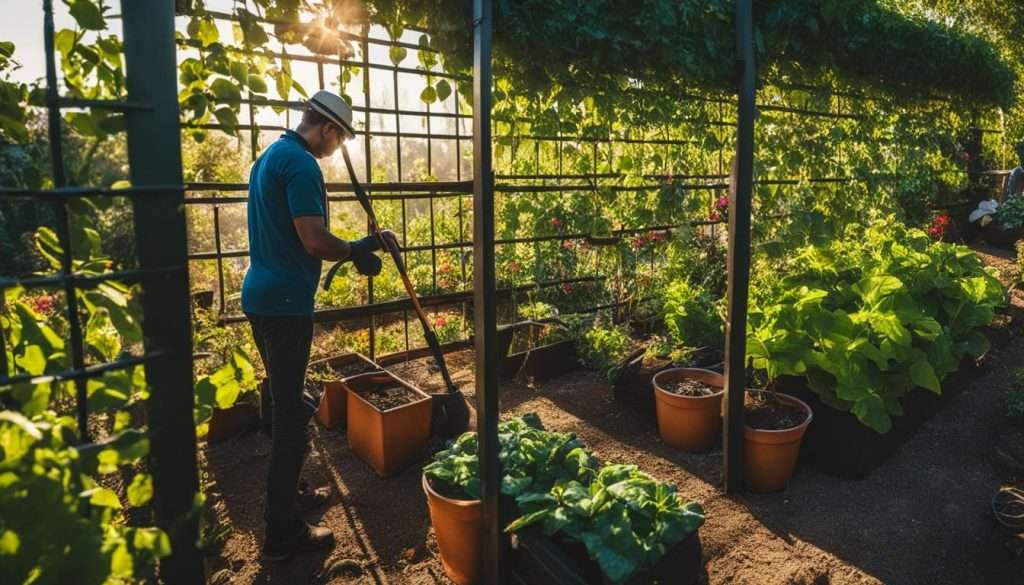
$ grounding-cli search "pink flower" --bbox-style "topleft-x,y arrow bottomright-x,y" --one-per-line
632,237 -> 644,249
28,294 -> 55,315
508,261 -> 520,273
709,210 -> 722,222
440,263 -> 451,274
562,240 -> 575,250
716,196 -> 730,210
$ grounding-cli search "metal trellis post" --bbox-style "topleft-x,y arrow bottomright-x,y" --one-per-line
122,0 -> 203,581
473,0 -> 502,582
724,0 -> 756,493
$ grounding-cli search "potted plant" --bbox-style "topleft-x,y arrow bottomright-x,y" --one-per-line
984,196 -> 1024,248
652,368 -> 725,453
308,353 -> 382,430
422,431 -> 483,585
743,390 -> 813,492
345,371 -> 433,477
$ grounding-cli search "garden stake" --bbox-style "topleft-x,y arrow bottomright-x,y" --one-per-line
323,143 -> 470,437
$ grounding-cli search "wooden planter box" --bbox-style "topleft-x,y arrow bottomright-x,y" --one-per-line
502,321 -> 579,382
345,371 -> 433,477
511,526 -> 703,585
776,357 -> 979,479
309,352 -> 382,430
207,400 -> 260,444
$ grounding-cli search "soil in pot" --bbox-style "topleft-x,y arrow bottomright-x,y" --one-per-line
662,378 -> 718,398
361,384 -> 420,411
743,391 -> 812,493
746,396 -> 808,430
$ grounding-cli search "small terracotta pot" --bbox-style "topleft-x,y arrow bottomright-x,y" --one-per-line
207,402 -> 260,444
743,393 -> 813,492
346,371 -> 433,477
653,368 -> 725,453
312,353 -> 382,430
423,474 -> 482,585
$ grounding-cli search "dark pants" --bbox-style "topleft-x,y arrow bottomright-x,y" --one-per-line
246,312 -> 317,534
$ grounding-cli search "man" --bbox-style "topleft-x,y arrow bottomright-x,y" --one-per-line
242,90 -> 394,560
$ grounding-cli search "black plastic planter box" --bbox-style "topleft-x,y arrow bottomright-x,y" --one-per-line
778,357 -> 979,479
502,321 -> 579,382
511,526 -> 703,585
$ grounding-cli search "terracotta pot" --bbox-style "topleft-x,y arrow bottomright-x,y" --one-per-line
312,353 -> 382,430
652,368 -> 725,453
346,371 -> 433,477
423,474 -> 482,585
743,393 -> 813,492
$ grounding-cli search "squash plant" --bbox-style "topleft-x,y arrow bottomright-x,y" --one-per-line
747,218 -> 1005,433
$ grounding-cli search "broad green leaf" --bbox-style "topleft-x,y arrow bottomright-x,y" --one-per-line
909,359 -> 941,393
420,85 -> 437,104
86,487 -> 122,509
247,74 -> 268,94
435,79 -> 452,102
69,0 -> 106,31
127,473 -> 153,507
389,45 -> 407,66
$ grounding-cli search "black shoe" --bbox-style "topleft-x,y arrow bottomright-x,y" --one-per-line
296,481 -> 331,512
262,522 -> 334,562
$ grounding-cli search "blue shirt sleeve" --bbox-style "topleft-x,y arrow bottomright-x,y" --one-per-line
284,154 -> 326,218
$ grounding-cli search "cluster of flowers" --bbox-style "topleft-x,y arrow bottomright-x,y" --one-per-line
27,293 -> 56,316
632,230 -> 667,249
709,195 -> 729,222
928,213 -> 952,240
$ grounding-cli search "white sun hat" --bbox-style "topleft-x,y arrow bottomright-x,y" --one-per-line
308,90 -> 355,139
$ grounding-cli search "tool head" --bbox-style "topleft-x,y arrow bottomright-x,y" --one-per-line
431,391 -> 471,437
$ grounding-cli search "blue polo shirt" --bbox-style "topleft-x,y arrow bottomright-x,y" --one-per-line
241,131 -> 327,316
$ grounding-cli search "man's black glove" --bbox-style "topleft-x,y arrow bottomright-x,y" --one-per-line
348,235 -> 383,276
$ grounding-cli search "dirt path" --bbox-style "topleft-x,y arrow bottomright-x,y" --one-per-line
202,245 -> 1023,585
203,339 -> 1022,585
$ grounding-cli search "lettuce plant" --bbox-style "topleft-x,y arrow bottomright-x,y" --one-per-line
507,464 -> 705,584
747,219 -> 1005,433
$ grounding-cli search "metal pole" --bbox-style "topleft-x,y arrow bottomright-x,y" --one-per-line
122,1 -> 203,582
473,0 -> 502,582
724,0 -> 755,493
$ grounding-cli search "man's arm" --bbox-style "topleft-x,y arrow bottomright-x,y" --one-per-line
293,216 -> 352,261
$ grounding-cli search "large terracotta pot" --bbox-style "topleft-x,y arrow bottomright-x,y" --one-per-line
423,474 -> 482,585
652,368 -> 725,453
743,393 -> 813,492
346,371 -> 433,477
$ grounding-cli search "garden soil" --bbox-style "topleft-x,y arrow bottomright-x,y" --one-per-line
203,247 -> 1024,585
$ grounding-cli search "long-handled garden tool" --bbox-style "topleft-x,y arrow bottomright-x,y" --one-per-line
323,143 -> 470,437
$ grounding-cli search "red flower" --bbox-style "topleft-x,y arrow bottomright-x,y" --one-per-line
439,263 -> 451,274
561,283 -> 574,294
709,210 -> 722,222
434,316 -> 448,328
716,196 -> 730,210
550,217 -> 562,227
562,240 -> 575,250
508,261 -> 520,273
28,294 -> 55,315
632,237 -> 644,249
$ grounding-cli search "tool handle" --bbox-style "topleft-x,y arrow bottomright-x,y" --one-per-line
341,145 -> 458,394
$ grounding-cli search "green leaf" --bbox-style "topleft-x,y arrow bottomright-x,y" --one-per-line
420,85 -> 437,104
435,79 -> 452,102
909,359 -> 941,393
213,107 -> 239,134
197,18 -> 220,47
127,473 -> 153,507
210,78 -> 241,103
247,74 -> 268,94
86,486 -> 122,509
69,0 -> 106,31
389,45 -> 407,66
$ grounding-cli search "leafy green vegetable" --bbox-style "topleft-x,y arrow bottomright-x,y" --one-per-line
568,317 -> 634,383
994,195 -> 1024,230
747,218 -> 1006,433
507,464 -> 705,585
422,413 -> 593,501
661,280 -> 723,352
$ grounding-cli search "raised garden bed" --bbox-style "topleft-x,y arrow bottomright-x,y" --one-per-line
511,525 -> 702,585
776,357 -> 979,479
981,222 -> 1024,249
207,399 -> 260,444
346,371 -> 433,477
502,321 -> 579,382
